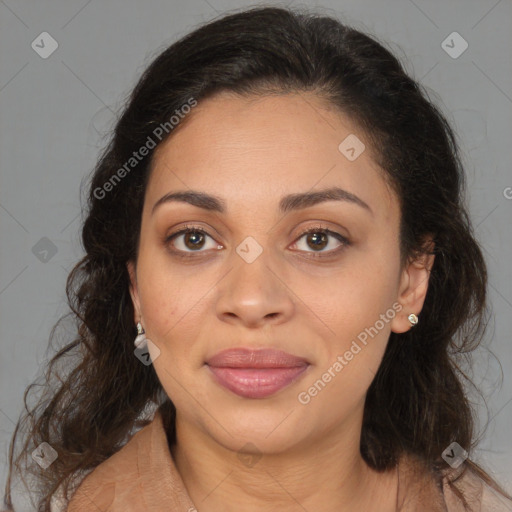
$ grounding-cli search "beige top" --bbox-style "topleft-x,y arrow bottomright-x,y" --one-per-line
58,409 -> 511,512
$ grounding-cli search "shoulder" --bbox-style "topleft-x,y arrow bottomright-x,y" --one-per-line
441,464 -> 512,512
65,418 -> 155,512
397,453 -> 512,512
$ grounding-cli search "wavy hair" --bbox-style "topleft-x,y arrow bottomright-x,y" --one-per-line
3,6 -> 511,510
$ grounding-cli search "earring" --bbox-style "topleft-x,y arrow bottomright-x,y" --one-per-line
408,313 -> 418,326
134,321 -> 148,348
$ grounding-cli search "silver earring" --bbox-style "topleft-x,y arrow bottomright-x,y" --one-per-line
408,313 -> 418,326
134,321 -> 147,348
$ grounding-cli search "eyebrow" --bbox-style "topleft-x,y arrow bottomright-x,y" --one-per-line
151,186 -> 373,216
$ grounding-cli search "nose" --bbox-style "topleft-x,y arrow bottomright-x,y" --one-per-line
214,248 -> 295,329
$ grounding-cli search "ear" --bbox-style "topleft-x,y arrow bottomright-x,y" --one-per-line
126,260 -> 141,324
390,236 -> 435,334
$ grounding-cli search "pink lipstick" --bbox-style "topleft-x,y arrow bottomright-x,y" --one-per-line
205,348 -> 310,399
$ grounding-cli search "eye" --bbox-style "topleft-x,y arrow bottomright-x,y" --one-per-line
290,226 -> 350,257
165,225 -> 222,253
164,224 -> 350,258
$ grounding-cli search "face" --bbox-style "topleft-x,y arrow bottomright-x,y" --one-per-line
127,91 -> 433,455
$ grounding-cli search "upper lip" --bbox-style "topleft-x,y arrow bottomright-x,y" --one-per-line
206,348 -> 309,368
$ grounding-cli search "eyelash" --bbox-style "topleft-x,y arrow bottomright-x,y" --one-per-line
164,224 -> 350,259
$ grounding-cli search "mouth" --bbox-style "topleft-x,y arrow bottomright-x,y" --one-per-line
205,348 -> 310,399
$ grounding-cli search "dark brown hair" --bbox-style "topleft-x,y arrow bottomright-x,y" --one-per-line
3,6 -> 511,511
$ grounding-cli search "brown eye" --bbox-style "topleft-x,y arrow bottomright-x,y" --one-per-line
165,227 -> 221,253
183,231 -> 206,250
305,231 -> 328,250
291,227 -> 350,256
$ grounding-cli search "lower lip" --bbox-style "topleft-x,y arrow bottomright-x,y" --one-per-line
207,365 -> 309,399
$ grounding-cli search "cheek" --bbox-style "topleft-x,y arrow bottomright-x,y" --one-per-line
138,275 -> 178,339
291,255 -> 398,338
135,253 -> 216,379
136,247 -> 206,338
297,316 -> 392,420
291,251 -> 398,393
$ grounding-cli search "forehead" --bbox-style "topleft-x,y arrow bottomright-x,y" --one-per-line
146,92 -> 397,223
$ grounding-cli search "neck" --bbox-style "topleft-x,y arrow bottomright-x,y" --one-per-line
169,412 -> 398,512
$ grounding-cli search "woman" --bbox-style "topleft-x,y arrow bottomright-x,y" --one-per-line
3,6 -> 511,512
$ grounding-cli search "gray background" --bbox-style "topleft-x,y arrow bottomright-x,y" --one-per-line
1,0 -> 511,508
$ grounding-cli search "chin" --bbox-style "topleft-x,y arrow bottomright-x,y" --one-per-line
199,406 -> 310,455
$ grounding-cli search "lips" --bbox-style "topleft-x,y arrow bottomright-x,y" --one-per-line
206,348 -> 309,368
205,348 -> 310,399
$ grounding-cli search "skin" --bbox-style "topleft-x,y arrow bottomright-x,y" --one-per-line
127,91 -> 435,512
